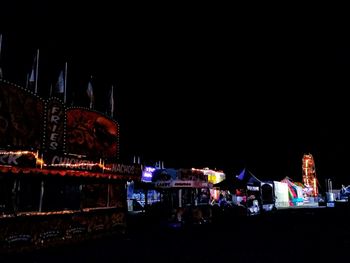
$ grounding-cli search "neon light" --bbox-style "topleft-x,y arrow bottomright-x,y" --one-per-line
0,150 -> 36,156
142,166 -> 155,182
302,154 -> 318,197
191,168 -> 225,184
0,150 -> 140,176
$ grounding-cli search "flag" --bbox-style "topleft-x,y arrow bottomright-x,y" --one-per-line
86,78 -> 94,109
28,49 -> 39,92
109,85 -> 114,117
55,70 -> 64,94
29,62 -> 35,82
52,63 -> 67,103
28,64 -> 36,90
25,73 -> 30,89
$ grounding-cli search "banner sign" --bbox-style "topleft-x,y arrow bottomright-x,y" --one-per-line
141,166 -> 155,182
247,185 -> 260,191
0,81 -> 44,149
155,180 -> 212,189
0,151 -> 141,178
45,99 -> 65,152
155,181 -> 172,188
178,169 -> 207,182
104,163 -> 142,176
0,151 -> 37,167
47,154 -> 100,171
46,154 -> 142,176
66,109 -> 119,159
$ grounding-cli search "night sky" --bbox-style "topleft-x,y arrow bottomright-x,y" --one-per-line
1,3 -> 349,187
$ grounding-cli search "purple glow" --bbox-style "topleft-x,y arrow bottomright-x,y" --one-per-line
142,166 -> 155,182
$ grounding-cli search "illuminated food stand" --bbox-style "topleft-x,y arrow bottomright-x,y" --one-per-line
213,168 -> 262,215
0,80 -> 141,252
127,166 -> 161,211
151,168 -> 213,224
192,168 -> 225,203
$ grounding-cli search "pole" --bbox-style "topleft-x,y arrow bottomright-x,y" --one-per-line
64,62 -> 67,104
144,189 -> 148,212
25,73 -> 29,90
40,153 -> 43,169
39,180 -> 44,212
107,184 -> 110,207
110,85 -> 114,118
12,179 -> 18,214
34,49 -> 39,94
0,34 -> 2,59
0,34 -> 2,77
178,189 -> 182,208
79,184 -> 83,210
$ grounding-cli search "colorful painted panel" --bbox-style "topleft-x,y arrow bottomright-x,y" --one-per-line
0,81 -> 44,149
66,109 -> 119,159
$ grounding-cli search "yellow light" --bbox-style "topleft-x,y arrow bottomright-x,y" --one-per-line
0,150 -> 36,156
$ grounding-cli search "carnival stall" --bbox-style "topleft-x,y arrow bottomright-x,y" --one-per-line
235,168 -> 262,215
192,168 -> 225,204
0,80 -> 142,252
127,166 -> 160,211
213,168 -> 262,215
151,168 -> 213,225
212,173 -> 236,205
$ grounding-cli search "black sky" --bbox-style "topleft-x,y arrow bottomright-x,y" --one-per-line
1,3 -> 349,186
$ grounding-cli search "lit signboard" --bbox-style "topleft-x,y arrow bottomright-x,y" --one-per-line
142,166 -> 155,182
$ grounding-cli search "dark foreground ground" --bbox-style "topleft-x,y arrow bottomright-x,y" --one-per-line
1,204 -> 350,263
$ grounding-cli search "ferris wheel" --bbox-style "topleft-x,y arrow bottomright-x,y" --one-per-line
302,154 -> 318,197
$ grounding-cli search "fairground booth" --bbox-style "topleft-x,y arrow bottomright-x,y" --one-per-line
126,166 -> 161,211
213,168 -> 265,216
0,80 -> 141,252
150,167 -> 217,225
235,168 -> 263,215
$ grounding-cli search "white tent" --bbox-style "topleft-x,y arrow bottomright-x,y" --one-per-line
273,181 -> 289,208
